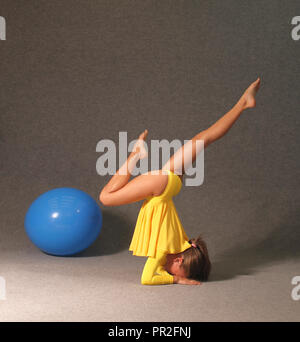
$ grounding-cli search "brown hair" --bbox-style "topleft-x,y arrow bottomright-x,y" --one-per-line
181,235 -> 211,281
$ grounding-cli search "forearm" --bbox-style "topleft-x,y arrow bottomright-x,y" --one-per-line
141,252 -> 174,285
141,273 -> 174,285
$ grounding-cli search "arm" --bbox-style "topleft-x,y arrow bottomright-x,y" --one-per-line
141,251 -> 174,285
141,251 -> 201,285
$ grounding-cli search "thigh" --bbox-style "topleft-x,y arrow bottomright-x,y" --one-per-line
101,171 -> 168,206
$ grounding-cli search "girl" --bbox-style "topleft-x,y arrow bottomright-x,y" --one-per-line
100,78 -> 261,285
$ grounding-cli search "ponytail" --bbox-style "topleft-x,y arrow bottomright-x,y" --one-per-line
182,235 -> 211,281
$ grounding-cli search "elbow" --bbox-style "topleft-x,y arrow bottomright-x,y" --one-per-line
141,274 -> 151,286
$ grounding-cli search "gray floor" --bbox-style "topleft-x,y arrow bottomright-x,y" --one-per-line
0,235 -> 299,322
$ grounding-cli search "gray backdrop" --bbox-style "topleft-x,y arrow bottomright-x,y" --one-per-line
0,0 -> 299,321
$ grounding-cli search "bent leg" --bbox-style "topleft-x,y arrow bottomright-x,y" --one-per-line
100,171 -> 168,206
100,129 -> 170,206
102,130 -> 149,194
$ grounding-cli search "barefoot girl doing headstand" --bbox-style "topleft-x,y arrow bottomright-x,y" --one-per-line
100,78 -> 261,285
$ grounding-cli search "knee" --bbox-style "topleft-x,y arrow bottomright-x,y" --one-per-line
99,190 -> 109,206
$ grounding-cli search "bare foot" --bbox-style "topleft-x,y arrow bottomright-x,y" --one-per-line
242,78 -> 261,109
132,129 -> 148,159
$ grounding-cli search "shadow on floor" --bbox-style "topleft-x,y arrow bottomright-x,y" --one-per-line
210,213 -> 300,282
75,209 -> 134,257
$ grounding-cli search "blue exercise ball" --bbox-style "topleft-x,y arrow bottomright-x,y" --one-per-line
25,188 -> 102,256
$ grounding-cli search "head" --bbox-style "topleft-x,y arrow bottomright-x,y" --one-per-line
165,236 -> 211,281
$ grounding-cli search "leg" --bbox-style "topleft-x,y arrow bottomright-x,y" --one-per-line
99,130 -> 168,206
163,78 -> 261,176
102,130 -> 149,194
99,172 -> 168,206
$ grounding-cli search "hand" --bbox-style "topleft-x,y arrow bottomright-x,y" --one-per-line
173,276 -> 202,285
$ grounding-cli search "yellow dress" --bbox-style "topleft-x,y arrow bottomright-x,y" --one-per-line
129,170 -> 191,280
